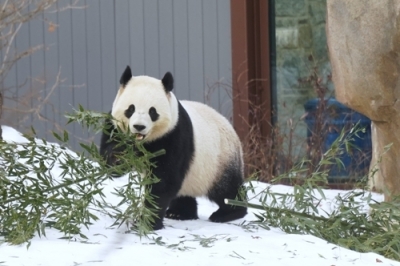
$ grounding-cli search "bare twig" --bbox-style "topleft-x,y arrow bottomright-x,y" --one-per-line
0,0 -> 83,142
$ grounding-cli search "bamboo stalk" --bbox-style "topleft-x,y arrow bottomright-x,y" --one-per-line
225,198 -> 329,222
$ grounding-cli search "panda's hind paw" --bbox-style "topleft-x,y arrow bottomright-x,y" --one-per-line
209,207 -> 247,223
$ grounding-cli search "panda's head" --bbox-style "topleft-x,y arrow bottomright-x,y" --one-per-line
111,66 -> 178,142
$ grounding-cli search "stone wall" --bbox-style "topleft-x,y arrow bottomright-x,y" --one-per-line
275,0 -> 332,154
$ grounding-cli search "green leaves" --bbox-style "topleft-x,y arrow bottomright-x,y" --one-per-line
0,109 -> 160,246
228,126 -> 400,261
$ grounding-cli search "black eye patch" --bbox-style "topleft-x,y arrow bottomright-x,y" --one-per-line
149,107 -> 159,122
124,104 -> 135,118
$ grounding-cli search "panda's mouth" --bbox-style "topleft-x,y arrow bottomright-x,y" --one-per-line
135,133 -> 145,140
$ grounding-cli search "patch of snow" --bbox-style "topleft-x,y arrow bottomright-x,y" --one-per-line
0,126 -> 397,266
1,125 -> 29,143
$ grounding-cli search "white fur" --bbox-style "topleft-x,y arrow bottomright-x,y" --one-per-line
112,75 -> 179,142
112,74 -> 243,197
178,100 -> 243,197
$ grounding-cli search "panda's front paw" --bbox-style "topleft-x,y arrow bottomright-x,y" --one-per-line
152,220 -> 164,230
165,212 -> 180,220
165,209 -> 198,221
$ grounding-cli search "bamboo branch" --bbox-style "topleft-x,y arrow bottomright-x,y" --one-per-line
225,198 -> 329,222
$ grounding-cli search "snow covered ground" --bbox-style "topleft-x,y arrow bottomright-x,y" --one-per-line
1,125 -> 399,266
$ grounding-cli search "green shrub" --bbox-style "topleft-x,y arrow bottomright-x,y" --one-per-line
228,127 -> 400,261
0,106 -> 162,245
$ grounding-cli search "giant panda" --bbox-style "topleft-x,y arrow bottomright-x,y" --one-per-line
100,65 -> 247,230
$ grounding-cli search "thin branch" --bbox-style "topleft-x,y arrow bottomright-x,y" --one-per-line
225,198 -> 329,222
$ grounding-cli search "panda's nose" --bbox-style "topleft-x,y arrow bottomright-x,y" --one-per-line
133,124 -> 146,132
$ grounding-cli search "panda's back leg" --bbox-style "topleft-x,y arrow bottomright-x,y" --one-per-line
207,165 -> 247,223
166,196 -> 199,220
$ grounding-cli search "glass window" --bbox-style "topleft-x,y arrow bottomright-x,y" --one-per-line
270,0 -> 333,159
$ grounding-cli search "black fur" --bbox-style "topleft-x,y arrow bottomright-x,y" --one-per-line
161,72 -> 174,92
99,103 -> 247,229
99,71 -> 247,230
166,196 -> 198,220
165,153 -> 247,224
207,160 -> 247,223
99,113 -> 129,177
99,103 -> 194,229
148,107 -> 159,122
141,101 -> 195,229
120,66 -> 132,87
124,104 -> 135,118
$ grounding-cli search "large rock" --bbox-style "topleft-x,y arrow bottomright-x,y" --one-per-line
326,0 -> 400,201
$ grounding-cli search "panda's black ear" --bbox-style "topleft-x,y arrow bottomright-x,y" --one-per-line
162,72 -> 174,92
120,66 -> 132,87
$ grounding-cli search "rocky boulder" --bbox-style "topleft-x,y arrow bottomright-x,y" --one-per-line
326,0 -> 400,200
